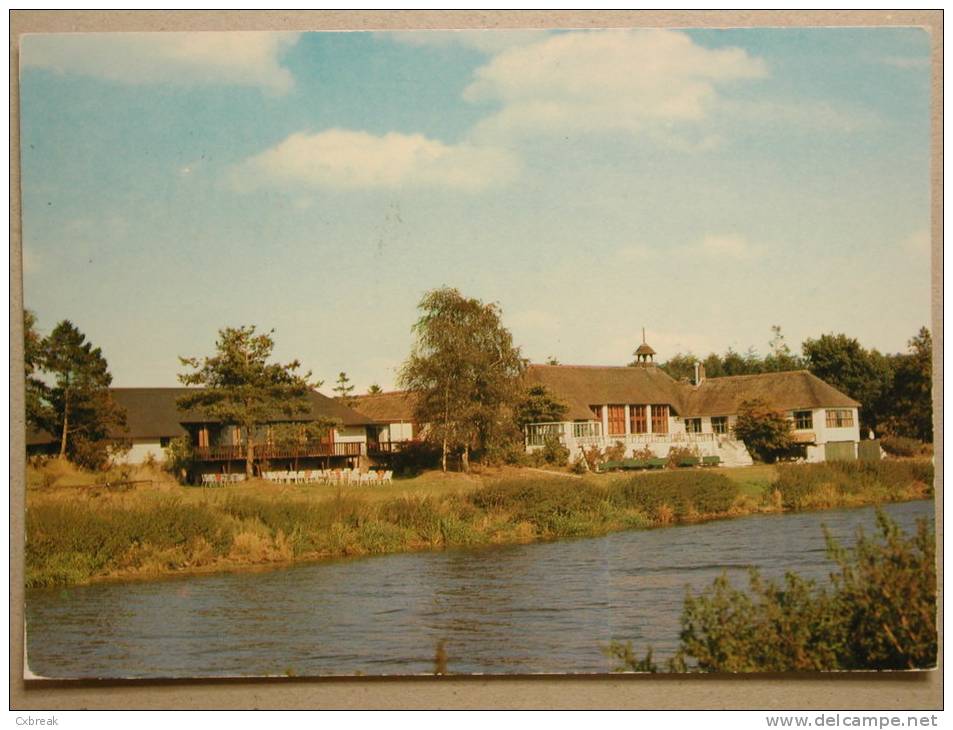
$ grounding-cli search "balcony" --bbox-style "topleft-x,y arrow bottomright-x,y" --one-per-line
193,441 -> 364,461
525,422 -> 719,448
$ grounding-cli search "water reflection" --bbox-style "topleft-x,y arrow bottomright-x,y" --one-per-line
26,500 -> 934,678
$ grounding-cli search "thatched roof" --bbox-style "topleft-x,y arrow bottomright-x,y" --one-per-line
684,370 -> 861,416
350,391 -> 418,423
524,364 -> 688,419
523,365 -> 860,421
26,387 -> 372,445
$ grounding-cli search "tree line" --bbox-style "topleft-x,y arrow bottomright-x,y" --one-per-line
23,295 -> 933,474
655,325 -> 933,441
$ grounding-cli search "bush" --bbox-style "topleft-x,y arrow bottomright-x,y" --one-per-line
733,399 -> 795,463
608,471 -> 738,519
666,445 -> 699,468
774,460 -> 934,510
678,511 -> 936,671
540,434 -> 570,466
469,478 -> 605,533
163,436 -> 194,481
389,440 -> 442,476
610,511 -> 937,672
880,435 -> 927,458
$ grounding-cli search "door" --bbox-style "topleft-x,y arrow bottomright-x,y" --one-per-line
825,441 -> 856,462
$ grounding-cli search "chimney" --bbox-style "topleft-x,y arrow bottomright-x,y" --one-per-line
694,361 -> 706,386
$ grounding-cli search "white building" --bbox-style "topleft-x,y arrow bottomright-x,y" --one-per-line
522,352 -> 862,466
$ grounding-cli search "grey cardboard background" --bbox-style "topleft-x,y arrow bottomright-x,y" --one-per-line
9,10 -> 943,710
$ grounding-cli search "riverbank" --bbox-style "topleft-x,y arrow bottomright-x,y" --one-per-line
25,459 -> 933,588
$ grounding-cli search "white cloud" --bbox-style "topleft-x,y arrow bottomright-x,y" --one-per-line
21,32 -> 300,94
230,129 -> 519,191
723,98 -> 879,133
698,233 -> 756,260
463,29 -> 767,140
379,29 -> 550,54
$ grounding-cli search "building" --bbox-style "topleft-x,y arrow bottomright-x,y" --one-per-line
27,387 -> 375,478
349,390 -> 421,458
523,354 -> 862,465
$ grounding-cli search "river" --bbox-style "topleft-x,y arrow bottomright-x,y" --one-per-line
25,499 -> 934,678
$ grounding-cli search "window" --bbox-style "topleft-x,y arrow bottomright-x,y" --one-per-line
591,405 -> 603,423
793,410 -> 814,430
197,426 -> 209,448
826,409 -> 854,428
607,405 -> 626,436
711,416 -> 728,435
159,437 -> 171,448
651,404 -> 669,434
629,405 -> 647,434
685,418 -> 702,434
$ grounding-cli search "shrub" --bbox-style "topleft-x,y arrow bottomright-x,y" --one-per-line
733,399 -> 795,463
609,511 -> 937,673
541,434 -> 570,466
604,440 -> 626,462
774,460 -> 934,510
880,435 -> 926,458
608,471 -> 738,519
163,436 -> 194,481
469,478 -> 605,533
390,440 -> 442,476
570,456 -> 589,475
630,445 -> 655,461
677,511 -> 936,671
666,445 -> 699,469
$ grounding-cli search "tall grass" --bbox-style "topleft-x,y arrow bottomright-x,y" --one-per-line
26,460 -> 933,588
774,460 -> 933,510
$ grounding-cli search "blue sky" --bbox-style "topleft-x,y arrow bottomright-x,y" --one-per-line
19,28 -> 933,391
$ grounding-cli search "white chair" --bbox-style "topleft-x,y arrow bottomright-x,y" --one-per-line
382,470 -> 393,484
360,471 -> 375,485
201,473 -> 214,486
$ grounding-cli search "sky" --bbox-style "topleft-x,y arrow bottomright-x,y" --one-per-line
19,27 -> 933,392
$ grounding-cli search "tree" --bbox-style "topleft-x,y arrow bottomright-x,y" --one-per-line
398,287 -> 525,472
764,325 -> 804,372
656,352 -> 697,381
270,420 -> 336,471
883,327 -> 932,441
732,398 -> 795,463
178,326 -> 317,478
42,320 -> 125,465
515,385 -> 569,428
802,333 -> 892,432
545,356 -> 561,366
23,310 -> 51,431
367,383 -> 383,395
333,371 -> 356,407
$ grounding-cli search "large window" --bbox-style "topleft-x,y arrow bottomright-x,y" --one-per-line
793,410 -> 814,430
711,416 -> 728,435
685,418 -> 702,434
651,405 -> 669,434
629,405 -> 647,434
826,409 -> 854,428
607,405 -> 626,436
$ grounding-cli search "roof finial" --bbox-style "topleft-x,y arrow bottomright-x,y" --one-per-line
642,327 -> 646,344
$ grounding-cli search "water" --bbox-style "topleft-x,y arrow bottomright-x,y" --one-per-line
25,500 -> 934,678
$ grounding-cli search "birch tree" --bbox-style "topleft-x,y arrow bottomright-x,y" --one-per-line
398,288 -> 525,472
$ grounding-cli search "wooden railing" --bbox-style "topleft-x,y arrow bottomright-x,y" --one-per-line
367,441 -> 406,454
194,441 -> 364,461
